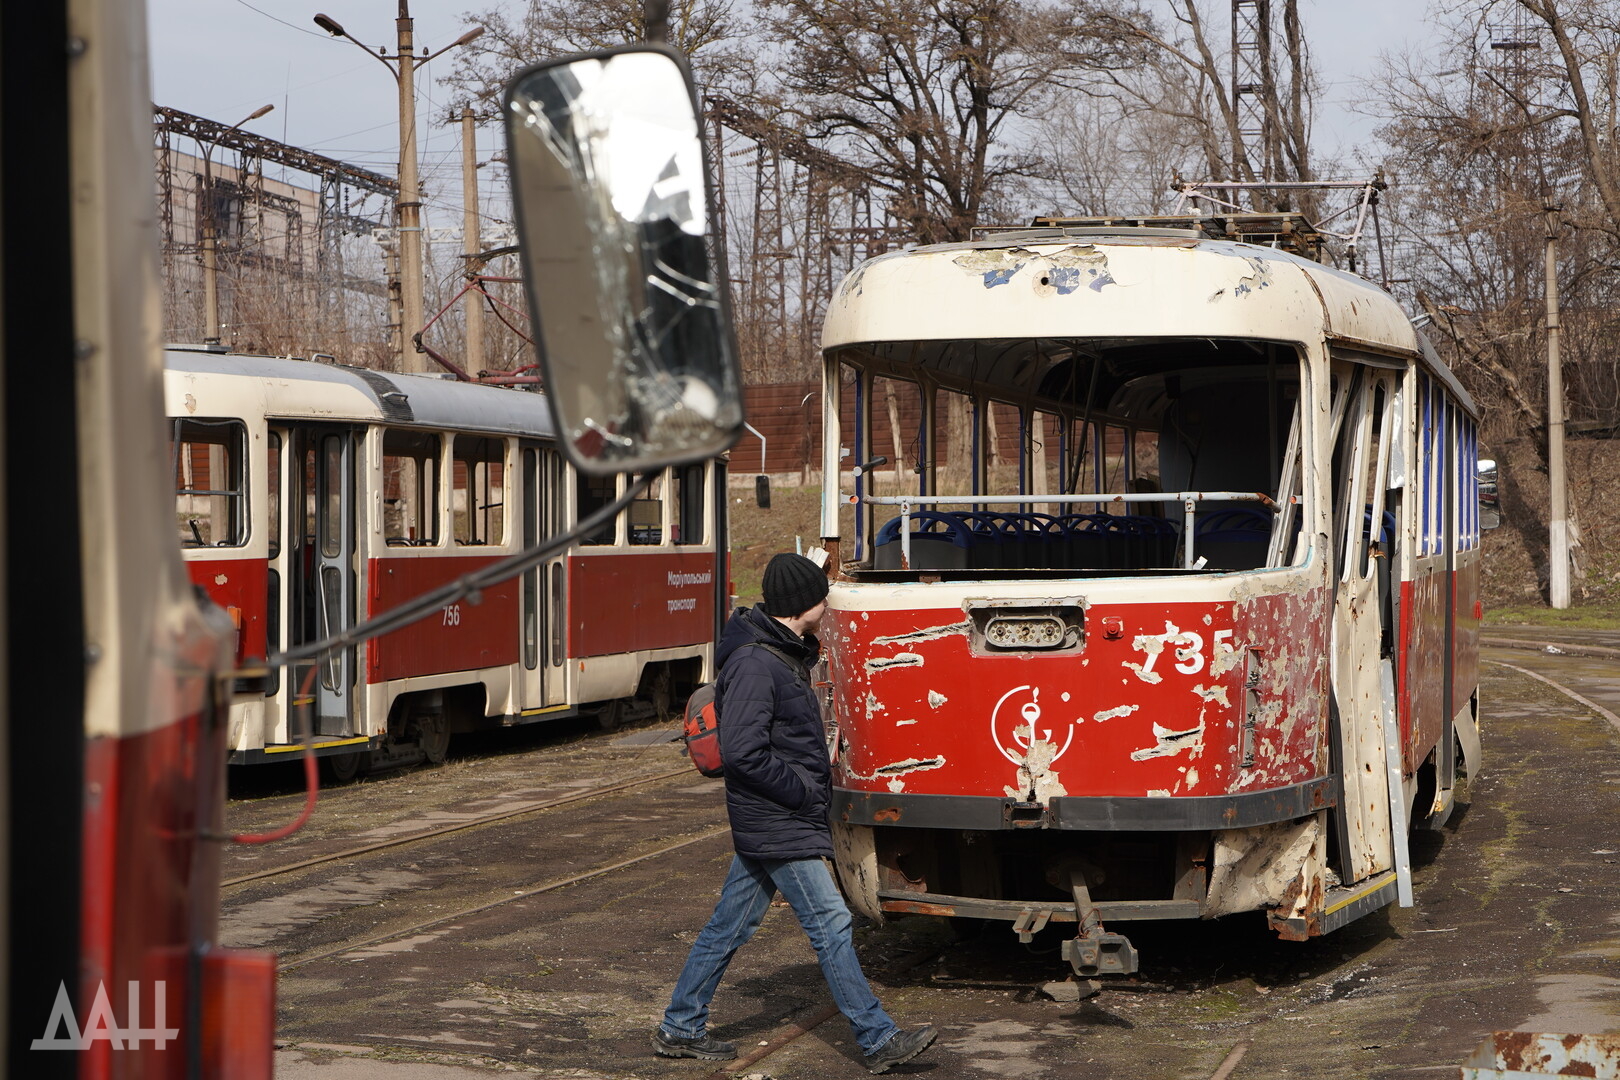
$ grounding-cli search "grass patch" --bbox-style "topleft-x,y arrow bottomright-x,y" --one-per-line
1484,601 -> 1620,630
726,484 -> 825,606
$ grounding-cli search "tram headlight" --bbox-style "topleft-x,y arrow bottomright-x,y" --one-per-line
983,614 -> 1066,650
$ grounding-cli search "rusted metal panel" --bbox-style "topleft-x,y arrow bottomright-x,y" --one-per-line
1204,816 -> 1324,921
1459,1032 -> 1620,1078
1399,572 -> 1450,773
825,584 -> 1330,805
1454,553 -> 1484,732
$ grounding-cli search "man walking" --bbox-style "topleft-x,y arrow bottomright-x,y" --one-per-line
653,553 -> 936,1074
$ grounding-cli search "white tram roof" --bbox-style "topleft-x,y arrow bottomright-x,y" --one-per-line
163,349 -> 557,440
822,228 -> 1475,414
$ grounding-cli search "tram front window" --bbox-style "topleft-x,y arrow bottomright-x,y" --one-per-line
837,338 -> 1305,575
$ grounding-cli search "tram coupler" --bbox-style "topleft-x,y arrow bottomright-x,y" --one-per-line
1062,870 -> 1139,978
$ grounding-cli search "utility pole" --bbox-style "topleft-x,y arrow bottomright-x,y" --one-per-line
1545,204 -> 1570,609
460,108 -> 484,373
395,1 -> 425,372
313,8 -> 484,372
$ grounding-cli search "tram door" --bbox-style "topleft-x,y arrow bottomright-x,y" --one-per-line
522,447 -> 567,709
287,425 -> 360,736
1328,363 -> 1398,883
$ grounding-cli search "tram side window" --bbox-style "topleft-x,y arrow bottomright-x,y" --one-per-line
1459,417 -> 1478,550
383,430 -> 441,546
629,473 -> 665,545
577,471 -> 619,545
453,436 -> 506,546
267,432 -> 281,559
673,463 -> 704,545
172,419 -> 247,546
1418,375 -> 1443,557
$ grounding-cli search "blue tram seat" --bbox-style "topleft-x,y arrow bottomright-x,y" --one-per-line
951,511 -> 1018,568
874,511 -> 972,569
1058,514 -> 1112,568
1194,508 -> 1274,570
1093,514 -> 1172,569
1132,515 -> 1178,567
1364,507 -> 1397,547
996,513 -> 1058,568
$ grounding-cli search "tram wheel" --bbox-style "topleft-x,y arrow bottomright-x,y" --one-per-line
593,700 -> 626,732
414,714 -> 451,765
322,751 -> 364,783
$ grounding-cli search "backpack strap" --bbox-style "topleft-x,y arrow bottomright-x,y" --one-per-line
732,640 -> 810,684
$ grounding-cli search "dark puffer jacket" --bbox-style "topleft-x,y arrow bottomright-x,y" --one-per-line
714,604 -> 832,861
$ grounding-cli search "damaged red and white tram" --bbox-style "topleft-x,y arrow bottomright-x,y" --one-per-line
168,350 -> 728,775
817,222 -> 1485,977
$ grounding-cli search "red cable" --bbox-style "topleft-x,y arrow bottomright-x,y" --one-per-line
231,665 -> 321,844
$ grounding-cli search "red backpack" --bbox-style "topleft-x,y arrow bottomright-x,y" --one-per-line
682,641 -> 801,778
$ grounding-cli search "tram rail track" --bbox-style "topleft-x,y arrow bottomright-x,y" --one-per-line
276,824 -> 731,973
223,764 -> 695,888
1482,654 -> 1620,734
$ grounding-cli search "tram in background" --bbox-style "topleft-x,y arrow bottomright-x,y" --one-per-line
816,218 -> 1487,977
168,350 -> 727,776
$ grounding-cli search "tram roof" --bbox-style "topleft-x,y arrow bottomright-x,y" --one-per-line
163,349 -> 557,439
821,229 -> 1474,415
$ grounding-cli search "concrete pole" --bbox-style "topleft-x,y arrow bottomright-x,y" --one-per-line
201,151 -> 220,345
1546,204 -> 1570,609
460,108 -> 484,373
396,1 -> 427,372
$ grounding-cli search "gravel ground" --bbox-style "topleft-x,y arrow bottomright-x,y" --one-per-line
231,635 -> 1620,1079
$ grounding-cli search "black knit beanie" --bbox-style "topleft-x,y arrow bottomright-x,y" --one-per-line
761,553 -> 829,617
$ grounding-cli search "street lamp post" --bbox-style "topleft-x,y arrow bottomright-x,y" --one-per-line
200,104 -> 274,346
315,5 -> 484,373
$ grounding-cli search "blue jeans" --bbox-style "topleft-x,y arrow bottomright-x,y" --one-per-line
660,854 -> 899,1055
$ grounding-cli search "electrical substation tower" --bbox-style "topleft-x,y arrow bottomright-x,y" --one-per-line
703,95 -> 905,383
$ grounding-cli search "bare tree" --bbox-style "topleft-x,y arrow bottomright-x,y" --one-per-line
1033,58 -> 1215,215
443,0 -> 752,110
1075,0 -> 1316,207
757,0 -> 1152,243
1370,1 -> 1620,601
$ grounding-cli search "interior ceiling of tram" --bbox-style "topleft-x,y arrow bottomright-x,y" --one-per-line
843,337 -> 1300,426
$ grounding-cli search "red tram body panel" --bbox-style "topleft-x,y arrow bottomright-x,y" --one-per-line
368,555 -> 522,682
567,551 -> 719,656
827,591 -> 1331,802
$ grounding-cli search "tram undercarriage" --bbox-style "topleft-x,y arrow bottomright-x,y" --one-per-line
834,808 -> 1400,978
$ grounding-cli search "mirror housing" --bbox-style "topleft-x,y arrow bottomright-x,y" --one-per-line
1478,458 -> 1501,531
504,44 -> 743,475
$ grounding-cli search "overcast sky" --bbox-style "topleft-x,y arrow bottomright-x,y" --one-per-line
146,0 -> 1431,221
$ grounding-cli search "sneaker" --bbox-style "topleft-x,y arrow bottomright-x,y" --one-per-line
864,1025 -> 937,1074
651,1028 -> 738,1060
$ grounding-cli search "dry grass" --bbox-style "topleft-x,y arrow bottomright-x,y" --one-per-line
726,483 -> 824,605
1479,438 -> 1619,618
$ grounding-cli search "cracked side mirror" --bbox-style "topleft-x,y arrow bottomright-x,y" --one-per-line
504,44 -> 742,476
